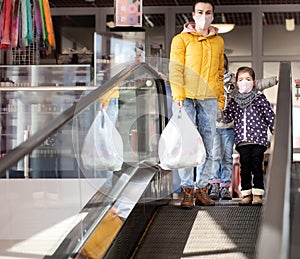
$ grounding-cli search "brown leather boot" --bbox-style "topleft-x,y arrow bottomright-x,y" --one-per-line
239,195 -> 252,206
181,188 -> 194,209
195,187 -> 215,206
252,195 -> 263,205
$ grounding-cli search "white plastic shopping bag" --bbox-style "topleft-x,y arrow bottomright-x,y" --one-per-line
81,110 -> 123,171
158,105 -> 206,170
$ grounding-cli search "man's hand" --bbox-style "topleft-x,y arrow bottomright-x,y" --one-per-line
99,102 -> 108,110
175,100 -> 184,107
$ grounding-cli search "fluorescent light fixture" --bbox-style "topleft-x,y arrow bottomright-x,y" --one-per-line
144,15 -> 154,27
213,23 -> 235,34
213,13 -> 235,34
285,18 -> 295,31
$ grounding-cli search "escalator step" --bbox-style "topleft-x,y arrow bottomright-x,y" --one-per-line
134,205 -> 262,259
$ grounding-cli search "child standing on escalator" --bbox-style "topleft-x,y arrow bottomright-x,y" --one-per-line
222,66 -> 275,205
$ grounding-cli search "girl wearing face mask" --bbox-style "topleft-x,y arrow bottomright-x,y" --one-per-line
223,66 -> 275,206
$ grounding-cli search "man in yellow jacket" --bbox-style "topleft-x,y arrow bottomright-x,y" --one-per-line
169,0 -> 224,208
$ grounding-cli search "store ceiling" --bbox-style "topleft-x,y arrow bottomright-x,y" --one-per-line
48,0 -> 300,27
48,0 -> 300,8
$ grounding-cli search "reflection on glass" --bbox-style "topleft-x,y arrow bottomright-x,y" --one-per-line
106,13 -> 166,59
52,15 -> 95,55
0,62 -> 169,258
287,62 -> 300,149
94,32 -> 145,86
264,61 -> 300,149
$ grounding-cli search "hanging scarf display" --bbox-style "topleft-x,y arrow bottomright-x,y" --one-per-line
0,1 -> 4,44
11,0 -> 21,48
38,0 -> 48,47
26,0 -> 33,44
1,0 -> 13,48
34,0 -> 45,50
21,0 -> 28,47
0,0 -> 56,50
42,0 -> 55,48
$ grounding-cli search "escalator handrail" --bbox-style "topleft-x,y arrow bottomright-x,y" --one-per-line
0,62 -> 161,175
256,62 -> 292,259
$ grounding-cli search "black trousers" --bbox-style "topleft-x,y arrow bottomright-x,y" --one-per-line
236,144 -> 267,191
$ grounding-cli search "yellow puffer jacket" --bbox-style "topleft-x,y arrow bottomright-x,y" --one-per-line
169,23 -> 225,109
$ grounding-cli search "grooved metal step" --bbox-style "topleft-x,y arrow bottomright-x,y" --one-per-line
134,205 -> 262,259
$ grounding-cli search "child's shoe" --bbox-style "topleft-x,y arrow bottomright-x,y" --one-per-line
239,195 -> 252,205
220,187 -> 232,200
209,183 -> 220,200
252,195 -> 263,205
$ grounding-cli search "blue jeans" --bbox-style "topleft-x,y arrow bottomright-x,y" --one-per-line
178,98 -> 217,188
209,128 -> 234,187
105,98 -> 119,124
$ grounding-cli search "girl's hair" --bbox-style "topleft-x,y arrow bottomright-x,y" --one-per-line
236,66 -> 256,81
193,0 -> 215,13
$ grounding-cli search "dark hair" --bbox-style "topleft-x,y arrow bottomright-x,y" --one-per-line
193,0 -> 215,13
224,54 -> 228,72
236,66 -> 256,81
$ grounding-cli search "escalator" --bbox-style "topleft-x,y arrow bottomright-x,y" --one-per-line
104,61 -> 296,259
0,62 -> 295,259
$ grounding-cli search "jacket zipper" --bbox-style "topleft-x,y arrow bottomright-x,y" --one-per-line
243,108 -> 247,141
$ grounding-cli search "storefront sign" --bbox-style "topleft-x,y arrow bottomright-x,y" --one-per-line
115,0 -> 142,27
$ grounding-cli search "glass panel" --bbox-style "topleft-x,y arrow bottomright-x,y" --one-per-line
94,32 -> 146,86
263,62 -> 300,149
175,13 -> 252,56
263,12 -> 300,55
0,63 -> 167,257
0,65 -> 91,87
0,65 -> 91,163
52,15 -> 95,54
291,62 -> 300,149
143,14 -> 166,58
35,15 -> 95,65
106,14 -> 166,59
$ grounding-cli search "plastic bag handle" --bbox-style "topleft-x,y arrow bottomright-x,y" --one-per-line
100,110 -> 105,128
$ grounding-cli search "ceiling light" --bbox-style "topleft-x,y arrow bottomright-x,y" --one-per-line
213,13 -> 235,34
285,18 -> 295,31
106,21 -> 115,28
213,23 -> 235,34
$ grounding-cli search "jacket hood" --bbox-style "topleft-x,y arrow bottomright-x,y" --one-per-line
181,22 -> 219,35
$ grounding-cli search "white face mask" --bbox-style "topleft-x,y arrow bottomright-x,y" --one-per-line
237,80 -> 254,94
193,15 -> 213,30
